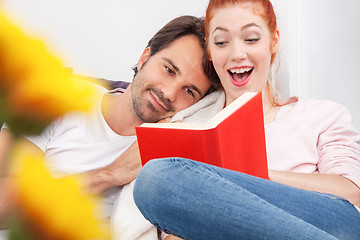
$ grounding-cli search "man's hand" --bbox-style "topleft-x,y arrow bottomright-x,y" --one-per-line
85,140 -> 142,194
165,234 -> 183,240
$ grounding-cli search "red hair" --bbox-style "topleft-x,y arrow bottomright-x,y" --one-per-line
205,0 -> 298,106
205,0 -> 277,64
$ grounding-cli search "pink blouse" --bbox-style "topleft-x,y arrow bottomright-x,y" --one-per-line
265,98 -> 360,189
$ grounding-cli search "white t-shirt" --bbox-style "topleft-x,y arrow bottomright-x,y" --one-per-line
25,86 -> 137,218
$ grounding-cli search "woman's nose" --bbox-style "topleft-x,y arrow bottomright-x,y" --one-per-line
230,42 -> 247,61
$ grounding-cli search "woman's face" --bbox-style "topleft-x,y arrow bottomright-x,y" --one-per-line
208,4 -> 279,105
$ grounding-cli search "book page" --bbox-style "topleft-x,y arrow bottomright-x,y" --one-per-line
140,121 -> 209,130
207,92 -> 257,126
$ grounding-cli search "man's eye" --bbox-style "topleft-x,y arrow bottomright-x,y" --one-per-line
165,66 -> 175,76
185,88 -> 195,98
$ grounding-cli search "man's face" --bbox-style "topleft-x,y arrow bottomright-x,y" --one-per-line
131,35 -> 211,123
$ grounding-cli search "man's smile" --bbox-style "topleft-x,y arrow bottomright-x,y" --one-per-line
149,89 -> 171,112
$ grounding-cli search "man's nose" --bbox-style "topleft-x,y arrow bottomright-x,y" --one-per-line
162,81 -> 181,102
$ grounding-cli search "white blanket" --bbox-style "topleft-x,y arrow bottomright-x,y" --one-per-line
110,90 -> 225,240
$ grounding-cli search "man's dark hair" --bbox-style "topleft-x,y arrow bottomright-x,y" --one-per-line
132,15 -> 220,93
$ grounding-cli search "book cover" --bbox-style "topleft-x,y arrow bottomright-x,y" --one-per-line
135,92 -> 268,179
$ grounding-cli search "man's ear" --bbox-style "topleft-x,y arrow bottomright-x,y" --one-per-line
271,29 -> 280,54
137,47 -> 151,71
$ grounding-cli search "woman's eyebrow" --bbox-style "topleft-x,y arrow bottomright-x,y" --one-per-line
212,22 -> 261,35
241,22 -> 261,31
212,26 -> 228,35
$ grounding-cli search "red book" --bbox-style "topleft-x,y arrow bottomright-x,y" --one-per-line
135,92 -> 268,179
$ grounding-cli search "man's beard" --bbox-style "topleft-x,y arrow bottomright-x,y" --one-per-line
132,93 -> 161,123
131,74 -> 174,123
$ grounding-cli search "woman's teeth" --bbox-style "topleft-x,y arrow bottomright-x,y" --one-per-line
229,67 -> 253,74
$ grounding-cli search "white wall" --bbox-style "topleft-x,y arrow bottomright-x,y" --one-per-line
1,0 -> 209,81
273,0 -> 360,130
308,0 -> 360,130
2,0 -> 360,129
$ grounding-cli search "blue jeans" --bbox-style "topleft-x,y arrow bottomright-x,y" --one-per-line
133,158 -> 360,240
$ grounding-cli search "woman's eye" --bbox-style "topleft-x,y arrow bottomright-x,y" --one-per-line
245,38 -> 260,43
185,88 -> 195,98
214,41 -> 227,46
165,66 -> 175,76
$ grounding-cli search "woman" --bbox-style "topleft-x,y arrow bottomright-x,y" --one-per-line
133,0 -> 360,239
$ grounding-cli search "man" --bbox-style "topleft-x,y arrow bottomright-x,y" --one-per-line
0,15 -> 215,226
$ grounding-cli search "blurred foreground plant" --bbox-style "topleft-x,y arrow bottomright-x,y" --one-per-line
0,10 -> 98,136
0,9 -> 110,240
8,143 -> 110,240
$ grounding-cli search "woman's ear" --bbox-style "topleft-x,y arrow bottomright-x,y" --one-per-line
137,47 -> 151,71
271,29 -> 280,54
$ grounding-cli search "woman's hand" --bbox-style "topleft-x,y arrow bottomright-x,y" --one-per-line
269,169 -> 360,207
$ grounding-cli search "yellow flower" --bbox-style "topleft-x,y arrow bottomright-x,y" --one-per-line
0,11 -> 99,135
11,143 -> 111,240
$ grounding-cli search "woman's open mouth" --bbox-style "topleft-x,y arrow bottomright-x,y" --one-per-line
228,67 -> 253,87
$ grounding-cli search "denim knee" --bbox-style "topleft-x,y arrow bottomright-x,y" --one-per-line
133,158 -> 173,216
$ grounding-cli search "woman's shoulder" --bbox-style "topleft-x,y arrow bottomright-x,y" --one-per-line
300,98 -> 346,108
275,98 -> 354,130
285,98 -> 349,117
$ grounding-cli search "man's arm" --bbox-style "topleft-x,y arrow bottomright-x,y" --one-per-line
0,129 -> 14,176
83,117 -> 174,194
165,235 -> 183,240
0,176 -> 16,228
84,140 -> 142,194
0,129 -> 14,228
